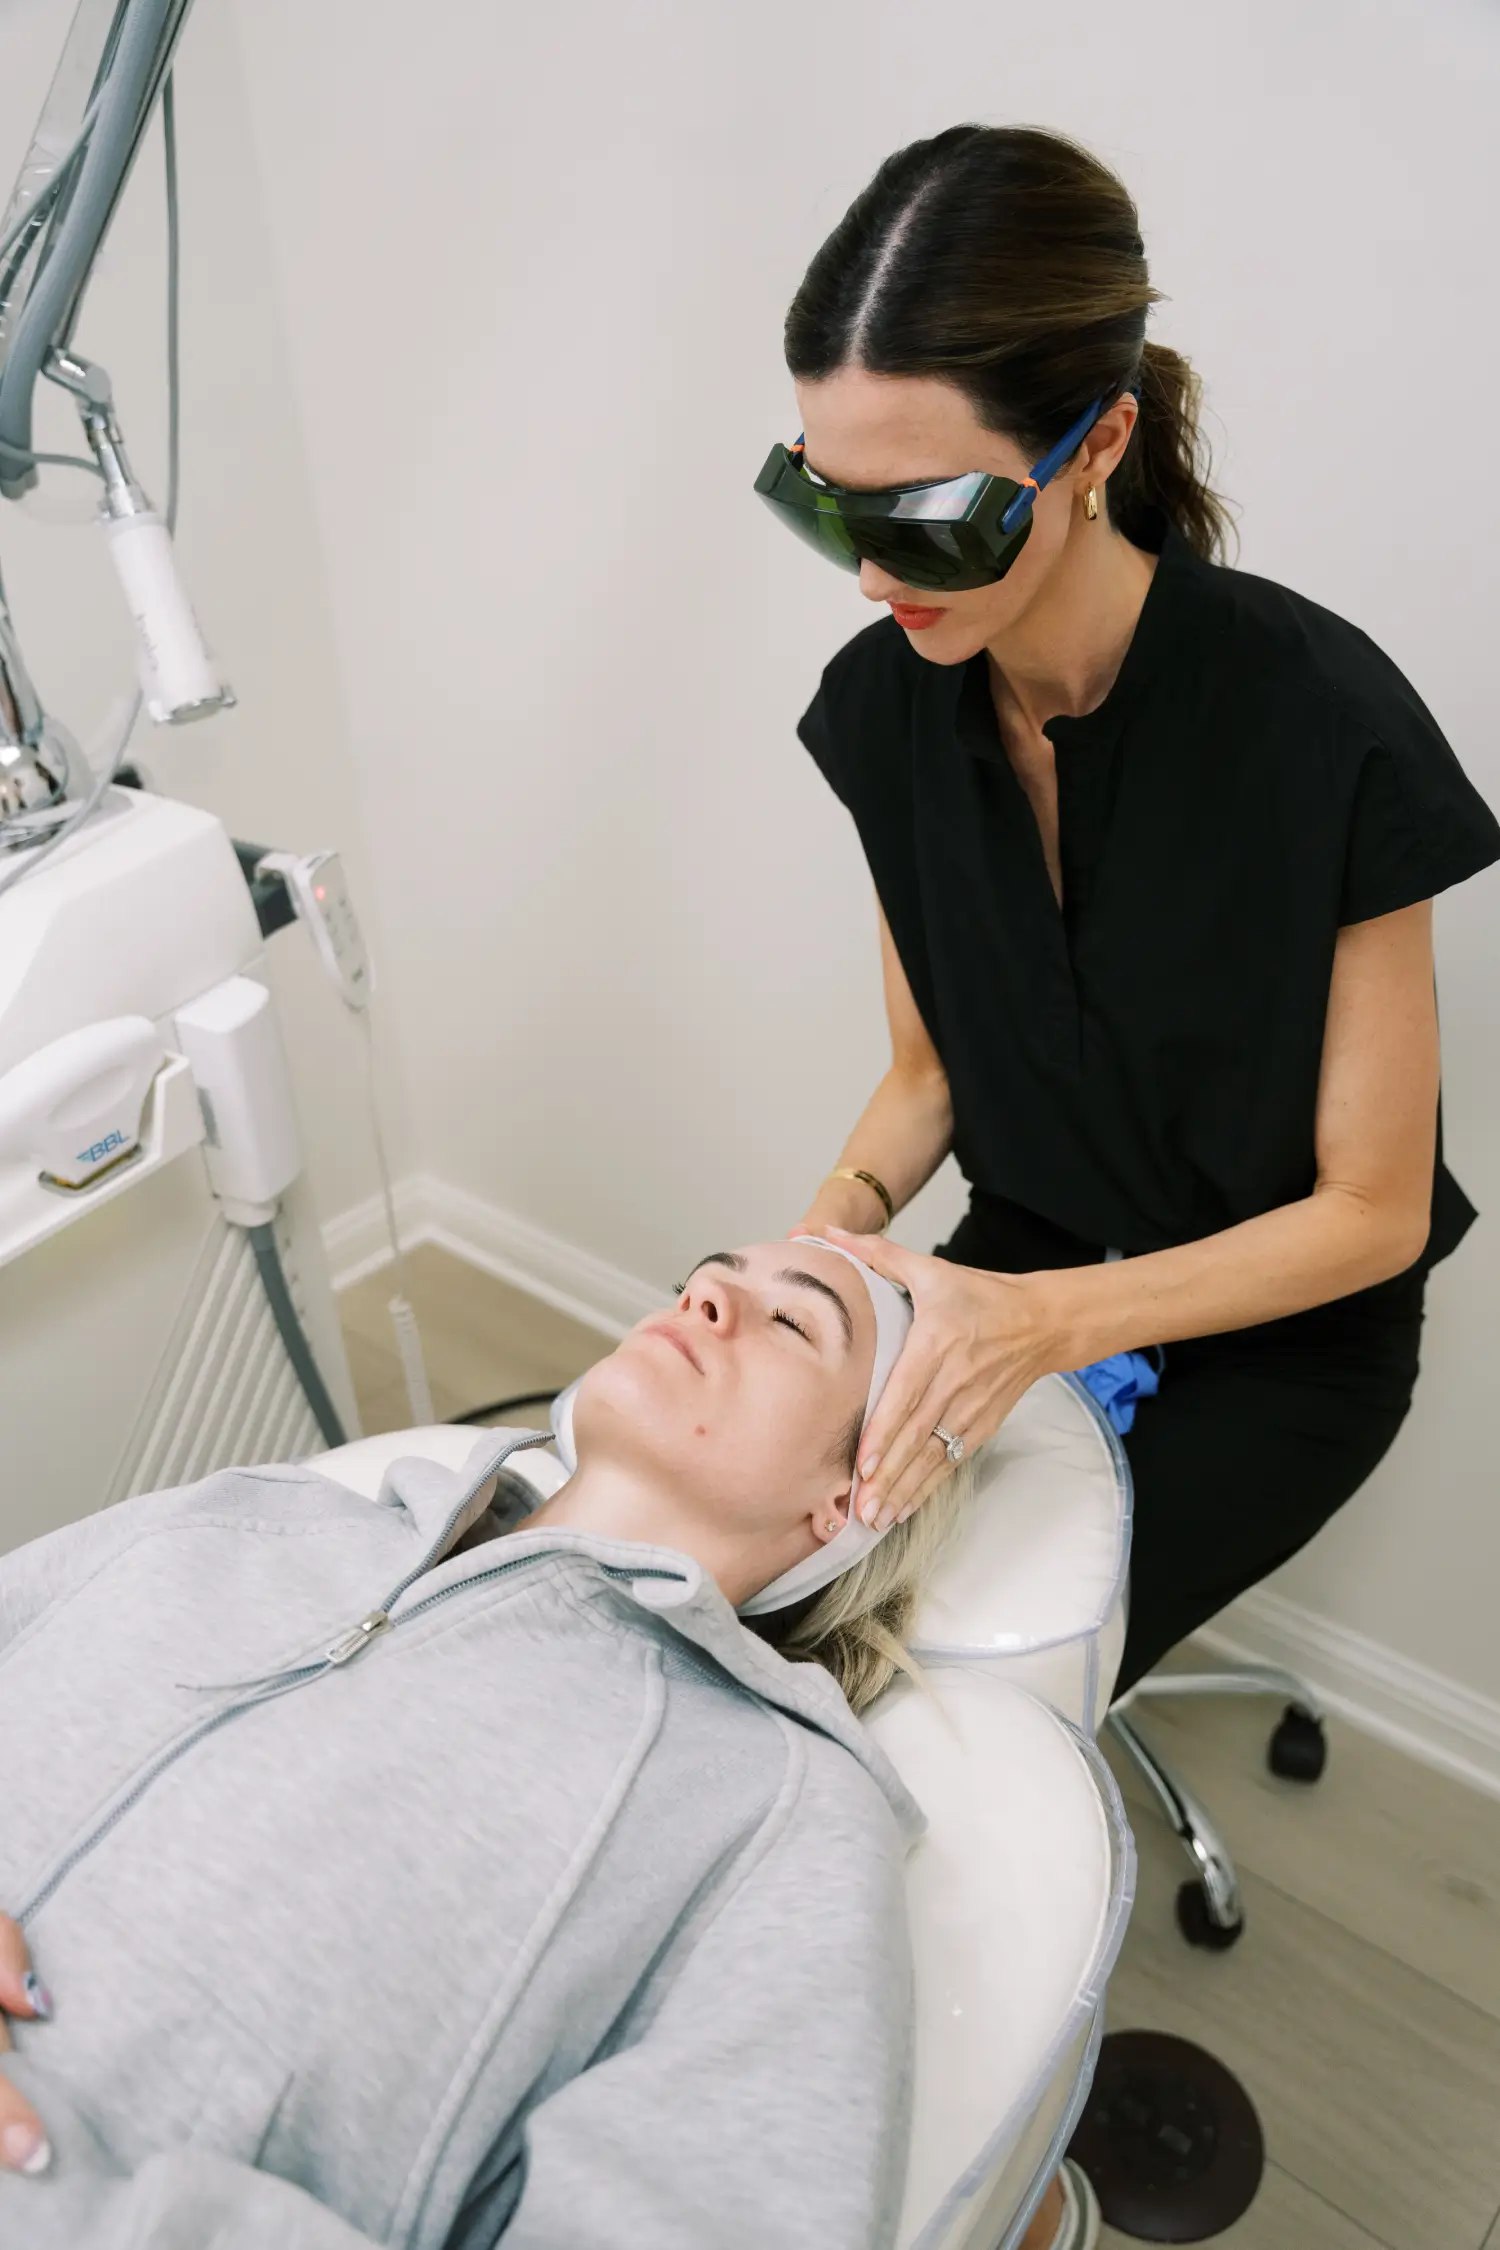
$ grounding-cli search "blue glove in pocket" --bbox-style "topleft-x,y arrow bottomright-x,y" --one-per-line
1071,1347 -> 1163,1436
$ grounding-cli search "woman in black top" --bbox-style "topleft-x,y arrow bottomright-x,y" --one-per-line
776,127 -> 1499,1707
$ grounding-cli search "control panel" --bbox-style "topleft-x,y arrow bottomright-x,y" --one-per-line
257,849 -> 372,1012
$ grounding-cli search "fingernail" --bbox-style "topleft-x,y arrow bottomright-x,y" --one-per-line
859,1492 -> 880,1525
859,1454 -> 880,1482
873,1504 -> 898,1532
21,1972 -> 52,2021
1,2122 -> 51,2175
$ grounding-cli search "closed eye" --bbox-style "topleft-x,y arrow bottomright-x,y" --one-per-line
772,1306 -> 814,1344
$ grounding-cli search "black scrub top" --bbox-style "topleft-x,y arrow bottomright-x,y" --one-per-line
799,528 -> 1500,1272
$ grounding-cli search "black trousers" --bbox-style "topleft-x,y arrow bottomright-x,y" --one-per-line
940,1194 -> 1425,1696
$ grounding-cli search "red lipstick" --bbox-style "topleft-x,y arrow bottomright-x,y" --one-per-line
890,602 -> 948,631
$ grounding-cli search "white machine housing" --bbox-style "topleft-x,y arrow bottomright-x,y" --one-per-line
0,785 -> 357,1555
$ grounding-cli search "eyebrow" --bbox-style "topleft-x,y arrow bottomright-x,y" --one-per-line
690,1252 -> 855,1351
775,1267 -> 855,1349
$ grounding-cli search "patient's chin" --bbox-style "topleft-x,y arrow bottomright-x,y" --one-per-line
573,1347 -> 704,1464
574,1347 -> 835,1532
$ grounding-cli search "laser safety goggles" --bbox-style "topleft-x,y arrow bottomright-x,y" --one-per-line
753,394 -> 1109,593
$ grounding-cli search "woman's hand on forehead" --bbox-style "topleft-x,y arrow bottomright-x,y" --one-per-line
826,1229 -> 1051,1528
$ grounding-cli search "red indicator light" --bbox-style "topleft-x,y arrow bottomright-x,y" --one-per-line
314,885 -> 326,901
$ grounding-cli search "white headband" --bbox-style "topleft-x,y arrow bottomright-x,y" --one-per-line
548,1237 -> 913,1618
739,1237 -> 913,1614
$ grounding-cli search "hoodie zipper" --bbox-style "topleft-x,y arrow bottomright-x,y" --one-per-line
315,1433 -> 558,1670
183,1429 -> 560,1695
17,1511 -> 686,1926
273,1419 -> 685,1681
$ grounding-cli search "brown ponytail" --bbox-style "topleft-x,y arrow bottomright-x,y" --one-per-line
1110,340 -> 1233,561
784,125 -> 1234,564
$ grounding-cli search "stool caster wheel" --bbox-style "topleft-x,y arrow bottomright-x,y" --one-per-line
1268,1706 -> 1326,1783
1176,1880 -> 1244,1950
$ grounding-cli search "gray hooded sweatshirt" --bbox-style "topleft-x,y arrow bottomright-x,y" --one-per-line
0,1430 -> 919,2249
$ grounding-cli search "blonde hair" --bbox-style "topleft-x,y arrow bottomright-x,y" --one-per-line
778,1457 -> 975,1714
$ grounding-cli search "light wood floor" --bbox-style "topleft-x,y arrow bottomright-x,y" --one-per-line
338,1241 -> 612,1434
339,1245 -> 1500,2250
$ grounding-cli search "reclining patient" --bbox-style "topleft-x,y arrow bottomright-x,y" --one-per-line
0,1238 -> 968,2250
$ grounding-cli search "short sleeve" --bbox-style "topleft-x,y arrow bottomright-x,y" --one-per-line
795,673 -> 847,804
794,616 -> 913,819
1340,723 -> 1500,926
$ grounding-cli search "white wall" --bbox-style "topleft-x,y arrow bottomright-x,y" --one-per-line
226,0 -> 1500,1720
12,0 -> 1499,1734
0,0 -> 409,1221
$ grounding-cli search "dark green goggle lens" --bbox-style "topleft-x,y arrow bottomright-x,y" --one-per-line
753,446 -> 1033,593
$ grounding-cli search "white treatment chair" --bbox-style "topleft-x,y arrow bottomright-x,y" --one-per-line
313,1413 -> 1135,2250
910,1372 -> 1132,1736
904,1374 -> 1326,1953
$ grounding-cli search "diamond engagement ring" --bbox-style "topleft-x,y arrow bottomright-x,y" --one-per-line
932,1424 -> 965,1465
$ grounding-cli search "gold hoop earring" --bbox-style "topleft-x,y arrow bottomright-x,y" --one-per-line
1084,486 -> 1099,521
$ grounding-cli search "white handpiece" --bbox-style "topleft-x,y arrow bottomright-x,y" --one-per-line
0,1016 -> 164,1189
100,512 -> 234,724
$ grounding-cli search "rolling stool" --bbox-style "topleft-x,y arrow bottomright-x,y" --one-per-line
1106,1662 -> 1328,1950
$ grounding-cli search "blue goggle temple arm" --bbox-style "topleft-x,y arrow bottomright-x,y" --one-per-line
998,394 -> 1112,535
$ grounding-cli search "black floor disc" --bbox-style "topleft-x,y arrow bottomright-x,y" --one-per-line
1067,2031 -> 1264,2242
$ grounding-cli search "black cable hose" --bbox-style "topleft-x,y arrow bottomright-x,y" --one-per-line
250,1207 -> 558,1446
448,1389 -> 561,1429
247,1221 -> 348,1450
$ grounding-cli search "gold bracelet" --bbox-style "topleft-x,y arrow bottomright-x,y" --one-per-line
828,1167 -> 895,1231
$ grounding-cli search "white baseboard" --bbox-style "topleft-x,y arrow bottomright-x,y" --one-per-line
324,1172 -> 668,1338
1196,1584 -> 1500,1804
325,1174 -> 1500,1802
322,1177 -> 429,1292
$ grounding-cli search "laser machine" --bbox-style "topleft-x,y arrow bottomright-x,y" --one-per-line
0,0 -> 368,1552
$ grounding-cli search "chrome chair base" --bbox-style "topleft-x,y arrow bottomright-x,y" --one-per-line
1105,1666 -> 1327,1947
